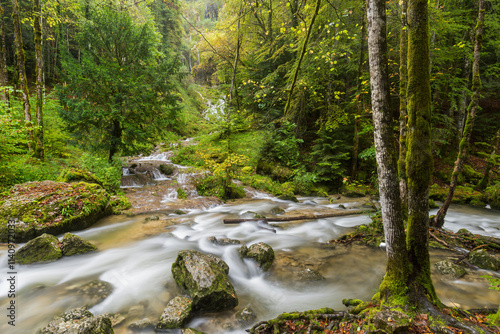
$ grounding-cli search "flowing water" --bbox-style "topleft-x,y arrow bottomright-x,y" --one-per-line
1,152 -> 500,333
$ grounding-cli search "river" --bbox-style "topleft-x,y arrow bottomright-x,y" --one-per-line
1,151 -> 499,333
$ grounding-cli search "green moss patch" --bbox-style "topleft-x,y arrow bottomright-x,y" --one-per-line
0,181 -> 111,243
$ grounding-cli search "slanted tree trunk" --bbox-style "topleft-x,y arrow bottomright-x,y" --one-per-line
398,0 -> 408,212
34,0 -> 44,160
406,0 -> 438,305
12,0 -> 33,150
284,0 -> 321,115
366,0 -> 408,302
430,0 -> 485,228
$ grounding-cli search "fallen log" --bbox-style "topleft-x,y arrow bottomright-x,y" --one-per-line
223,209 -> 374,224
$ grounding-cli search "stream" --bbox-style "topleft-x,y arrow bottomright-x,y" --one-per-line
1,150 -> 500,333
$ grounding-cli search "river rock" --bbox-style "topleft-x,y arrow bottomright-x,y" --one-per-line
77,280 -> 114,307
235,306 -> 257,324
156,296 -> 193,329
239,242 -> 275,271
39,307 -> 114,334
294,268 -> 325,281
434,260 -> 467,278
14,233 -> 62,264
0,181 -> 111,243
60,233 -> 97,256
469,249 -> 500,271
128,318 -> 155,331
209,236 -> 241,246
171,250 -> 238,312
182,329 -> 204,334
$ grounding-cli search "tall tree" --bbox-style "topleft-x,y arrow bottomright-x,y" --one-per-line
58,5 -> 181,161
405,0 -> 438,305
11,0 -> 33,149
366,0 -> 408,301
0,2 -> 8,103
431,0 -> 485,228
34,0 -> 44,160
398,0 -> 408,211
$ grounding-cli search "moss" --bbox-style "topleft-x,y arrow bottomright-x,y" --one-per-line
58,168 -> 103,187
159,164 -> 175,176
177,188 -> 188,199
0,181 -> 111,243
109,195 -> 131,214
60,233 -> 97,256
14,233 -> 62,264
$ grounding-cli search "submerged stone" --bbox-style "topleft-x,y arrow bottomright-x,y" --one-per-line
235,306 -> 257,325
469,249 -> 500,271
60,233 -> 97,256
14,233 -> 62,264
39,307 -> 114,334
171,250 -> 238,312
209,236 -> 241,246
182,328 -> 204,334
434,260 -> 467,278
156,296 -> 193,329
128,318 -> 155,331
76,280 -> 114,307
239,242 -> 275,271
294,268 -> 325,281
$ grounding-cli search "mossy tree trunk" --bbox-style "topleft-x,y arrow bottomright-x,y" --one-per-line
430,0 -> 485,228
398,0 -> 408,213
366,0 -> 408,302
34,0 -> 44,160
406,0 -> 438,305
477,129 -> 500,191
0,3 -> 9,104
12,0 -> 33,150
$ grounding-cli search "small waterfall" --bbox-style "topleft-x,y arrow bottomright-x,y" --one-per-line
137,152 -> 171,162
203,97 -> 226,122
161,188 -> 178,202
150,167 -> 170,181
122,168 -> 131,176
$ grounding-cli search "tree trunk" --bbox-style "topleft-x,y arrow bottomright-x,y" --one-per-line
477,130 -> 500,191
109,119 -> 122,162
398,0 -> 408,212
12,0 -> 33,150
430,0 -> 485,228
366,0 -> 408,302
406,0 -> 438,304
284,0 -> 321,115
352,9 -> 367,180
34,0 -> 44,160
0,3 -> 8,103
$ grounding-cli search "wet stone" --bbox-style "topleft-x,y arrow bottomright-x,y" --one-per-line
39,307 -> 114,334
239,242 -> 275,271
77,280 -> 114,307
156,296 -> 193,329
209,236 -> 241,246
434,260 -> 467,278
469,249 -> 500,271
14,233 -> 62,264
128,318 -> 155,331
60,233 -> 97,257
235,306 -> 258,325
294,268 -> 325,281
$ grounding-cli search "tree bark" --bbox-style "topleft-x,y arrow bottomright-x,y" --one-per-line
406,0 -> 438,304
398,0 -> 408,212
366,0 -> 408,302
34,0 -> 44,160
430,0 -> 485,228
12,0 -> 33,150
477,130 -> 500,191
0,3 -> 8,103
224,209 -> 374,224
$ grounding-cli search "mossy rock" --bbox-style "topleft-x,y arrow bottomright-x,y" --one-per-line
469,249 -> 500,271
39,307 -> 114,334
60,233 -> 97,256
239,242 -> 275,271
14,233 -> 62,264
208,236 -> 241,246
156,296 -> 194,329
0,181 -> 112,243
171,250 -> 238,312
235,306 -> 257,325
485,183 -> 500,210
109,195 -> 131,214
159,164 -> 175,176
182,329 -> 204,334
434,260 -> 467,278
58,168 -> 103,187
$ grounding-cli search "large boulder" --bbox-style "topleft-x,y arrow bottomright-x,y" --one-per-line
14,233 -> 62,264
0,181 -> 112,243
239,242 -> 275,271
469,249 -> 500,271
156,296 -> 193,330
60,233 -> 97,256
39,307 -> 114,334
171,250 -> 238,312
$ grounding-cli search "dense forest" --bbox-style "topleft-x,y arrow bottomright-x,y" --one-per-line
1,0 -> 500,330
